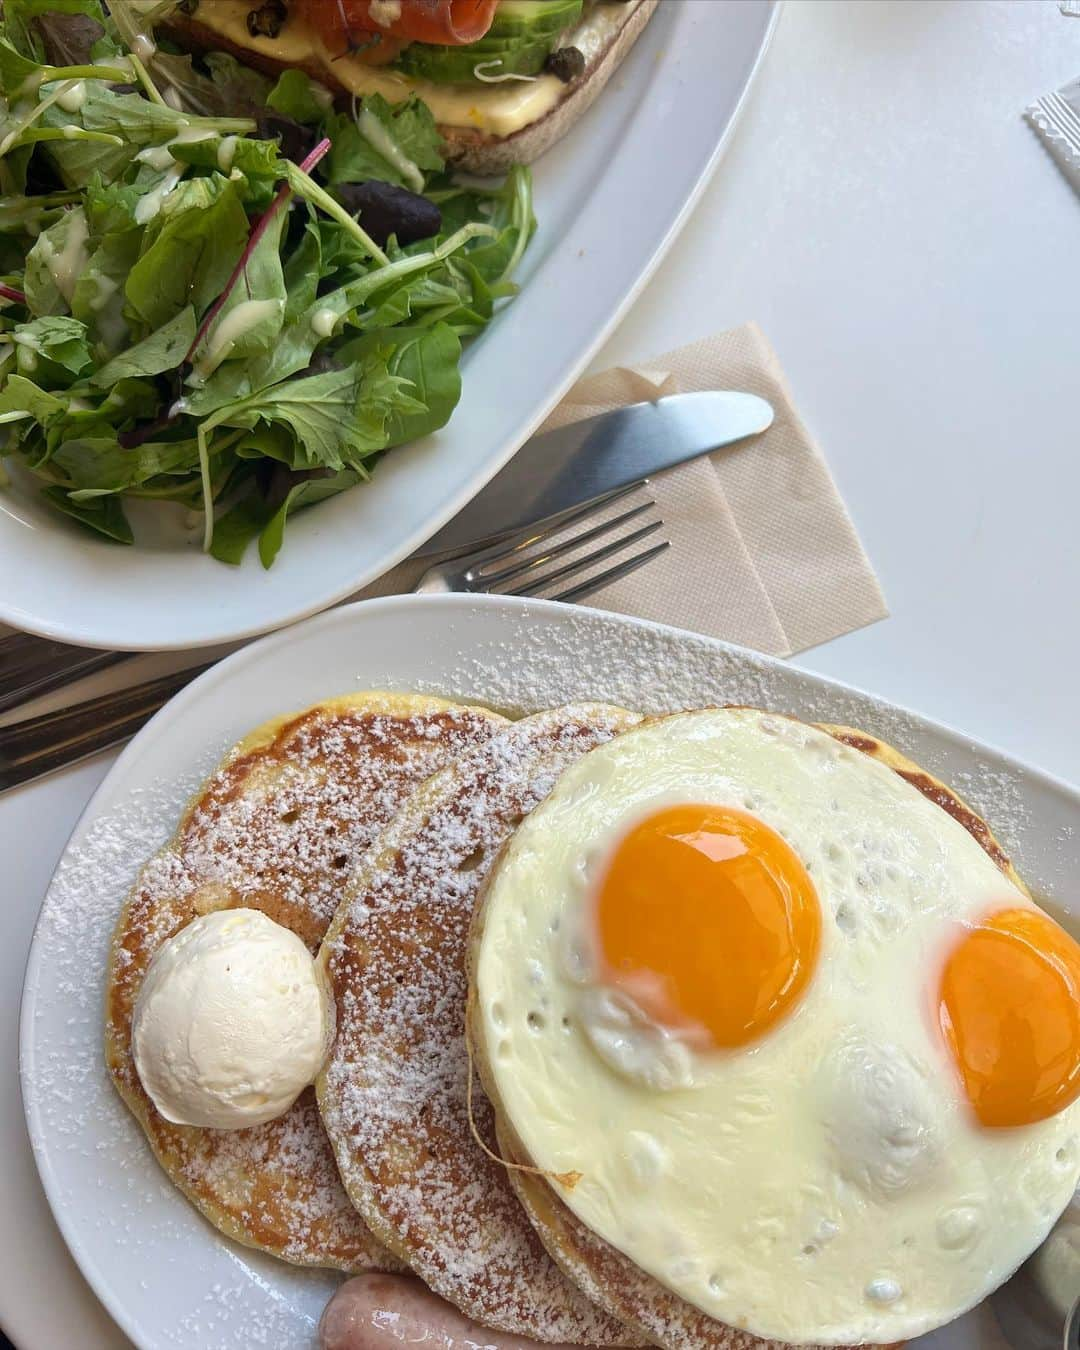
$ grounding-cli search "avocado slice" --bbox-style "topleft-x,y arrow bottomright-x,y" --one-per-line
394,0 -> 583,86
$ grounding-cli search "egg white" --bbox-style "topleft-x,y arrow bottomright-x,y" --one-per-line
474,708 -> 1080,1345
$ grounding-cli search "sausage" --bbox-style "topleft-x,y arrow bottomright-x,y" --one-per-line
319,1274 -> 584,1350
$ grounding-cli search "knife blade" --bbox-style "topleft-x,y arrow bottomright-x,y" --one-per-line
415,390 -> 774,556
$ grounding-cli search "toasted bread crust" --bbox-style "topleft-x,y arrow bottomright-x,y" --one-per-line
160,0 -> 658,173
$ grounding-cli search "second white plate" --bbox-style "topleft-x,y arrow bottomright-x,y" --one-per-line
21,592 -> 1079,1349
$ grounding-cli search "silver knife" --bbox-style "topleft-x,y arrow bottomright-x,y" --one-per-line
416,390 -> 774,556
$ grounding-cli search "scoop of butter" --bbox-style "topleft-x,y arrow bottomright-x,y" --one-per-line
132,907 -> 333,1129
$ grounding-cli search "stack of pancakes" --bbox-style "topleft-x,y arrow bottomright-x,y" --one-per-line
105,691 -> 1020,1348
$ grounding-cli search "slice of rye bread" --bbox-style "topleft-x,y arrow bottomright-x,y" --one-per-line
467,713 -> 1027,1350
159,0 -> 659,175
104,691 -> 505,1273
316,704 -> 649,1344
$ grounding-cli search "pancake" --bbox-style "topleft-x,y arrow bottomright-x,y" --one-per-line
105,691 -> 504,1272
469,714 -> 1025,1350
316,705 -> 646,1344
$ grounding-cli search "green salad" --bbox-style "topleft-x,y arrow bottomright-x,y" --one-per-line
0,0 -> 533,565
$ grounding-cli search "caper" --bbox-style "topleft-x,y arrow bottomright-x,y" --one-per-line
545,46 -> 585,83
333,180 -> 442,249
246,0 -> 287,39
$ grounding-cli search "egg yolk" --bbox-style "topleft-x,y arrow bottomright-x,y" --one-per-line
593,804 -> 821,1049
939,907 -> 1080,1128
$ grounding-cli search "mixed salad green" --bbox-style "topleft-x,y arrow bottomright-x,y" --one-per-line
0,0 -> 533,565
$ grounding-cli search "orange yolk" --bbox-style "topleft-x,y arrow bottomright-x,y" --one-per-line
593,804 -> 821,1049
939,907 -> 1080,1128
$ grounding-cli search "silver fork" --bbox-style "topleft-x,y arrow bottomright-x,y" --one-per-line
0,488 -> 669,792
415,484 -> 668,602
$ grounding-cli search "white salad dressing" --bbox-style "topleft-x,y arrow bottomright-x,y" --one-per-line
216,134 -> 239,172
135,143 -> 176,171
134,166 -> 184,224
310,308 -> 338,339
357,106 -> 424,192
87,275 -> 119,313
38,211 -> 90,304
170,125 -> 216,146
131,33 -> 156,62
56,81 -> 87,112
189,298 -> 284,384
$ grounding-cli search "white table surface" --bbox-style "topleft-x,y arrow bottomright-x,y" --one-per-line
4,1 -> 1080,1346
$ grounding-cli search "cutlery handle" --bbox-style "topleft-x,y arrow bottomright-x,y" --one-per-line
0,631 -> 132,714
0,663 -> 213,792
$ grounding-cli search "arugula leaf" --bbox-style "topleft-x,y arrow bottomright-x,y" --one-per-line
23,207 -> 88,315
282,215 -> 322,322
204,357 -> 415,472
326,95 -> 443,189
41,482 -> 133,542
385,323 -> 461,443
52,434 -> 198,494
79,88 -> 187,142
0,36 -> 42,87
125,180 -> 248,331
11,314 -> 91,374
80,375 -> 158,425
190,207 -> 287,382
258,468 -> 362,568
169,133 -> 281,180
208,487 -> 274,565
84,176 -> 142,234
266,70 -> 327,126
337,323 -> 462,446
0,372 -> 66,429
90,305 -> 194,385
71,226 -> 140,350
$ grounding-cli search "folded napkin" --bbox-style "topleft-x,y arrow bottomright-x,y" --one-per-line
363,322 -> 887,658
1027,74 -> 1080,192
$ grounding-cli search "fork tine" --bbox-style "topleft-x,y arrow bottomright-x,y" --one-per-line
452,481 -> 645,568
1039,94 -> 1080,152
548,540 -> 672,604
505,520 -> 666,598
476,499 -> 658,586
1048,92 -> 1080,143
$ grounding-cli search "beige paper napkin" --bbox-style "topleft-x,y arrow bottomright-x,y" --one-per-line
363,322 -> 886,658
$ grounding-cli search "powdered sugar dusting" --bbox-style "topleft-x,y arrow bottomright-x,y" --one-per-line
103,699 -> 501,1274
23,598 -> 1079,1346
320,706 -> 643,1344
387,604 -> 1069,908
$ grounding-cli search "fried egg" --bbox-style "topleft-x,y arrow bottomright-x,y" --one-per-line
473,708 -> 1080,1345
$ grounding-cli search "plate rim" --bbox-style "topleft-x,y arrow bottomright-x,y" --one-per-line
0,0 -> 781,653
18,590 -> 1080,1349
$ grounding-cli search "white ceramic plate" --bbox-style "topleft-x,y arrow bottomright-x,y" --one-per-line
20,593 -> 1078,1350
0,0 -> 778,653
